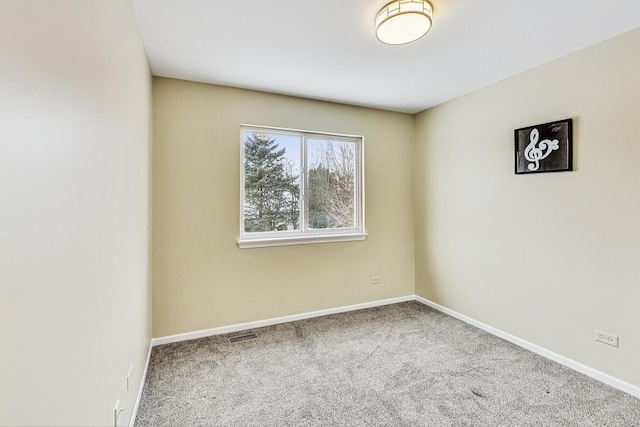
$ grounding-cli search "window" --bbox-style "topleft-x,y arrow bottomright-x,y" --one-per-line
239,125 -> 365,248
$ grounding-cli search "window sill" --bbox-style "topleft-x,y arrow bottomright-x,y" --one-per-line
238,232 -> 367,249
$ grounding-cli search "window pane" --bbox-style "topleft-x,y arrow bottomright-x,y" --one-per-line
243,132 -> 301,232
307,138 -> 356,230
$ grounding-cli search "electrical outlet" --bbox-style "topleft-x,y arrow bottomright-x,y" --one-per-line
594,330 -> 619,347
371,276 -> 381,285
126,365 -> 133,391
113,400 -> 124,427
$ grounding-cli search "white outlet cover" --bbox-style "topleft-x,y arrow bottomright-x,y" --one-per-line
594,329 -> 619,347
127,365 -> 133,391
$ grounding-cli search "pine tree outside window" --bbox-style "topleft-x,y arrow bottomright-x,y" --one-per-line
239,125 -> 365,248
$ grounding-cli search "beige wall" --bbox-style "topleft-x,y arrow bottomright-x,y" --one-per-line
0,1 -> 152,425
415,28 -> 640,387
152,78 -> 415,337
3,3 -> 636,423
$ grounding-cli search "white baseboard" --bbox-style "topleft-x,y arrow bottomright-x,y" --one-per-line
128,340 -> 153,427
414,295 -> 640,398
151,295 -> 415,346
146,294 -> 639,399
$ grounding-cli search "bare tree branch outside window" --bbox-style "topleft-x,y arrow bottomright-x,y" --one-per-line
307,140 -> 355,229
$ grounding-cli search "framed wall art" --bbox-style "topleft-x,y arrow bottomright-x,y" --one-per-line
514,118 -> 573,174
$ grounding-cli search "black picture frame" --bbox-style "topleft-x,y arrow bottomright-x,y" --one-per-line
514,118 -> 573,174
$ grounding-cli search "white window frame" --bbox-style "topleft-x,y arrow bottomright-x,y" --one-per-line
238,124 -> 366,249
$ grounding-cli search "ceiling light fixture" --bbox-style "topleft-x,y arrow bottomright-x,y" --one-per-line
375,0 -> 433,45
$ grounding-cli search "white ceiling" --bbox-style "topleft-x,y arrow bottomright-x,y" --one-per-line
132,0 -> 640,114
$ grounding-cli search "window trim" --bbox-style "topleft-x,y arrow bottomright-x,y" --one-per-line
238,124 -> 366,249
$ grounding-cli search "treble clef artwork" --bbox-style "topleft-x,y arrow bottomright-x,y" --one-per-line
514,119 -> 573,174
523,128 -> 559,171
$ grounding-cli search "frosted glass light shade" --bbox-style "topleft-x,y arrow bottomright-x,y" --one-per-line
375,0 -> 433,45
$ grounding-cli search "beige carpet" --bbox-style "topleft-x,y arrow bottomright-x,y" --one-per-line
135,301 -> 640,426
